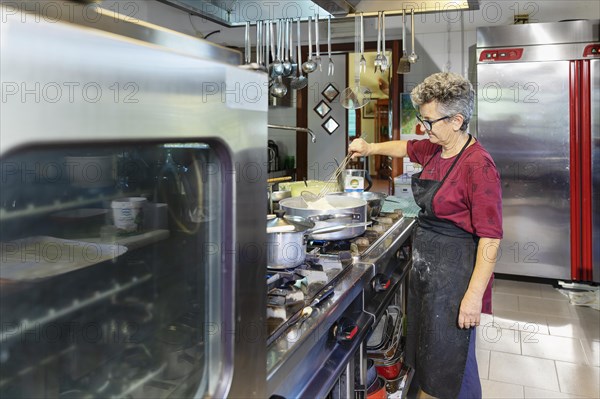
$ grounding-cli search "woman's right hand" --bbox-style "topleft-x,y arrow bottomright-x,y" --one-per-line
348,138 -> 372,159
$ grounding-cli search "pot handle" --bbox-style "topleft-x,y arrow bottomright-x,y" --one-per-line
308,213 -> 361,222
306,225 -> 347,235
307,222 -> 372,235
364,156 -> 373,191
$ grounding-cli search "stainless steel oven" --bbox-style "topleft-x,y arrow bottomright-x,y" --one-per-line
1,4 -> 267,398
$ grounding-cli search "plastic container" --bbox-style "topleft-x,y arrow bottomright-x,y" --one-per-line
344,169 -> 366,193
394,174 -> 412,198
111,197 -> 147,232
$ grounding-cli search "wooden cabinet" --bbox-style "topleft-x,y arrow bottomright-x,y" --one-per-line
374,99 -> 392,181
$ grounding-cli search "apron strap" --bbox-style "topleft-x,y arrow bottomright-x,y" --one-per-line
440,134 -> 472,183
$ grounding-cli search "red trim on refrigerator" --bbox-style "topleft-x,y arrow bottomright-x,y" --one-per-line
580,60 -> 593,281
570,61 -> 582,281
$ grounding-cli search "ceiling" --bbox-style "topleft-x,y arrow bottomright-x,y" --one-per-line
157,0 -> 480,26
156,0 -> 331,26
315,0 -> 480,18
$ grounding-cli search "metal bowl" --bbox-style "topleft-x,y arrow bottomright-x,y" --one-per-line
279,195 -> 367,240
270,190 -> 292,202
328,192 -> 388,220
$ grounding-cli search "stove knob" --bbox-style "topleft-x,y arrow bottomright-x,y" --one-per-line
332,317 -> 359,342
396,246 -> 410,261
371,274 -> 391,292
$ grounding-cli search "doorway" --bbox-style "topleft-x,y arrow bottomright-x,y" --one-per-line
296,40 -> 404,191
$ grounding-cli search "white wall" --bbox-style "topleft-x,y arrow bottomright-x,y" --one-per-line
307,53 -> 347,181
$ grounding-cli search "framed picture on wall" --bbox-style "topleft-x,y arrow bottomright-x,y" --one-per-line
362,99 -> 376,119
400,93 -> 425,136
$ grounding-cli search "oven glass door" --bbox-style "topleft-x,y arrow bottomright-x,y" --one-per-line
0,142 -> 225,398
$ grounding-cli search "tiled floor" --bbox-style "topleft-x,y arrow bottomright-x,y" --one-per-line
478,279 -> 600,398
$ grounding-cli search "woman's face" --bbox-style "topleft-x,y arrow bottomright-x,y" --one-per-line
418,101 -> 457,145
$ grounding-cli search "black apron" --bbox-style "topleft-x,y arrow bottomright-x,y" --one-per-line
405,135 -> 478,399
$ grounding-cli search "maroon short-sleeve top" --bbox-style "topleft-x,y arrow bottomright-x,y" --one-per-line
407,138 -> 503,239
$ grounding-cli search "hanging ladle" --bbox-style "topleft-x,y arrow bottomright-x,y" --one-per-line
301,16 -> 317,74
408,8 -> 419,63
288,18 -> 297,75
270,22 -> 288,99
269,20 -> 284,76
282,19 -> 293,77
290,18 -> 308,90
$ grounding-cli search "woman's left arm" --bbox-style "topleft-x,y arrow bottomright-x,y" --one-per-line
458,237 -> 500,329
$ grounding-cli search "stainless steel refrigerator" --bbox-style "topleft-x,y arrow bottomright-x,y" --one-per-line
476,20 -> 599,282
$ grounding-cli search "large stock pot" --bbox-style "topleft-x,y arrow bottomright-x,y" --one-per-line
279,195 -> 367,240
266,211 -> 349,269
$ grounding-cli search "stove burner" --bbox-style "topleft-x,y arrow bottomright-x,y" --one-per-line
266,252 -> 351,337
307,239 -> 352,254
305,212 -> 403,258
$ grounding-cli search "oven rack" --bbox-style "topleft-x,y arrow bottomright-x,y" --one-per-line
0,346 -> 76,389
0,190 -> 146,221
0,274 -> 152,344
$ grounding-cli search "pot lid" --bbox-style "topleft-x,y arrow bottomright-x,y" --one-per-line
267,210 -> 315,234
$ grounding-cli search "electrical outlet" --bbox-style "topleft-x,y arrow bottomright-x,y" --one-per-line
514,14 -> 530,24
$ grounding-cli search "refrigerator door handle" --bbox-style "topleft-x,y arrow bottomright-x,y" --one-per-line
581,59 -> 594,281
570,60 -> 582,280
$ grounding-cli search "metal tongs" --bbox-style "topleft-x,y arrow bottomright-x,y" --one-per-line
267,283 -> 336,345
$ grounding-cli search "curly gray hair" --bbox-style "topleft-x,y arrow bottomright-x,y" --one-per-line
410,72 -> 475,131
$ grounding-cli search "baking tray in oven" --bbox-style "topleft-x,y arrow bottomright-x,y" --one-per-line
0,236 -> 127,281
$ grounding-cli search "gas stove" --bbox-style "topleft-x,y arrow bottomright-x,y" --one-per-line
266,211 -> 416,398
266,210 -> 406,340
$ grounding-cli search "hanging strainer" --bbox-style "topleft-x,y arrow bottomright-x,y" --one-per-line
341,77 -> 372,110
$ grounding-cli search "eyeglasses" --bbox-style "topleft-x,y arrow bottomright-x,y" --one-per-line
416,114 -> 452,131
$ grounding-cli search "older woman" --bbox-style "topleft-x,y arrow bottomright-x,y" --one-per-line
349,72 -> 502,398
